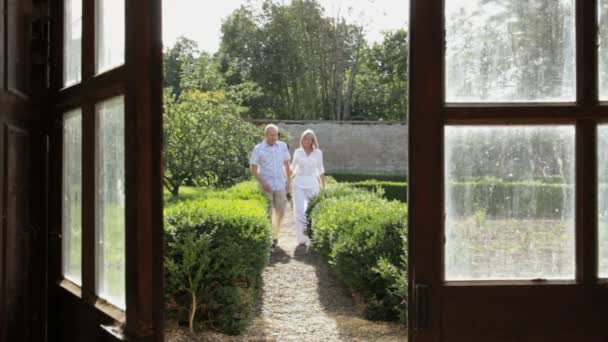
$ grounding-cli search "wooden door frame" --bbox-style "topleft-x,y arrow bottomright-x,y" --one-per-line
408,0 -> 608,340
48,0 -> 163,340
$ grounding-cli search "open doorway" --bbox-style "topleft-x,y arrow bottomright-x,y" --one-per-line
161,0 -> 410,340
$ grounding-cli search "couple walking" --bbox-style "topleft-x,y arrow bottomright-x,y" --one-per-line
249,124 -> 326,248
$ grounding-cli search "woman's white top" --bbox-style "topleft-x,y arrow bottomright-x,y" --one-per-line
292,148 -> 325,189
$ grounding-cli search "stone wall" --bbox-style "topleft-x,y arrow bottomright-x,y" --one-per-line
253,120 -> 408,175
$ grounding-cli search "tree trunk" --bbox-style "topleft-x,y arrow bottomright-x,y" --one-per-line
189,290 -> 197,333
343,36 -> 362,121
163,176 -> 180,197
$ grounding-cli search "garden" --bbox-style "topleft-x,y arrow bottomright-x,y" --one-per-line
159,1 -> 608,338
163,176 -> 409,336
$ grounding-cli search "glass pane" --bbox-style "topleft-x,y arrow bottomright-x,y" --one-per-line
96,96 -> 125,309
600,0 -> 608,100
63,0 -> 82,86
95,0 -> 125,74
599,125 -> 608,278
445,1 -> 575,102
445,126 -> 575,280
62,109 -> 82,284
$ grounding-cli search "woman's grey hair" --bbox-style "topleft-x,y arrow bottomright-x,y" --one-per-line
299,129 -> 320,149
264,124 -> 279,134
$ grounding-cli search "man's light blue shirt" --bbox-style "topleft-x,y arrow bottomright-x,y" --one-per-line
249,140 -> 291,191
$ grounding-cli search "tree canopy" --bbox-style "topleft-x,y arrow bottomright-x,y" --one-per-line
163,0 -> 409,121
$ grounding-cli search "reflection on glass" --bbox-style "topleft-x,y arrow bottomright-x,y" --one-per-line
96,96 -> 125,309
96,0 -> 125,73
445,0 -> 575,102
62,109 -> 82,284
599,125 -> 608,278
600,0 -> 608,100
444,126 -> 575,280
63,0 -> 82,86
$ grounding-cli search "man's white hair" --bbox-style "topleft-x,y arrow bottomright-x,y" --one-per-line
265,123 -> 279,134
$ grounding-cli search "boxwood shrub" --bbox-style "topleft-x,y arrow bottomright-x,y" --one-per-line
310,194 -> 408,322
164,197 -> 271,335
304,183 -> 382,238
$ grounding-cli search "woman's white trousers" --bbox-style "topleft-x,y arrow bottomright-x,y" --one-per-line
293,185 -> 319,244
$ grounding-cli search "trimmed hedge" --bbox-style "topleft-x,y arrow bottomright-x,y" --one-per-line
448,179 -> 574,219
349,180 -> 408,203
305,183 -> 381,238
308,185 -> 408,322
164,195 -> 271,334
327,172 -> 407,183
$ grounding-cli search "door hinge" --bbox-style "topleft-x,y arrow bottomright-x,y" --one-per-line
414,283 -> 430,330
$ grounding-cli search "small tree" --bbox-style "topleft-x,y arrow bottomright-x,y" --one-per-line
165,228 -> 214,333
163,89 -> 261,196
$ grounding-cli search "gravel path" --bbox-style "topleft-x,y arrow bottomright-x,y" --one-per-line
166,206 -> 408,342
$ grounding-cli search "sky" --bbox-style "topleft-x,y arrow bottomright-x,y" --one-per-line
162,0 -> 410,53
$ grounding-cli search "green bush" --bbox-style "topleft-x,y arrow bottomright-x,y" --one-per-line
327,172 -> 407,183
349,180 -> 408,202
305,183 -> 382,238
164,197 -> 271,335
310,195 -> 408,321
373,229 -> 408,323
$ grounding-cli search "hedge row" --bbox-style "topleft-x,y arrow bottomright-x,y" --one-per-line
333,178 -> 574,219
349,180 -> 408,203
164,182 -> 271,335
306,184 -> 408,322
448,180 -> 574,219
327,172 -> 407,183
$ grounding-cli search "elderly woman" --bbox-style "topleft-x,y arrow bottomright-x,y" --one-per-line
291,129 -> 326,246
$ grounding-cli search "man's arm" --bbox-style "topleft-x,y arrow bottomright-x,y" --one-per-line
251,164 -> 271,192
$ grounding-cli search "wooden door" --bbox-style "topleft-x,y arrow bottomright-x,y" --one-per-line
0,0 -> 48,341
46,0 -> 164,341
408,0 -> 608,341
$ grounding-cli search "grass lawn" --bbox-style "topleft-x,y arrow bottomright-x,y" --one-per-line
164,186 -> 210,207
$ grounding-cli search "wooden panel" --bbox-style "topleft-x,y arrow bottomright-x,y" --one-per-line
408,0 -> 443,341
7,0 -> 32,98
0,0 -> 5,91
124,0 -> 164,339
2,123 -> 30,341
441,285 -> 606,342
50,287 -> 124,342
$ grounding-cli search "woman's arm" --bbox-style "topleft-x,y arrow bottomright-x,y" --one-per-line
317,150 -> 326,189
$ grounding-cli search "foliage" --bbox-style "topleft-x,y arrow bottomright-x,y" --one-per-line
448,178 -> 574,219
164,227 -> 213,333
352,29 -> 409,121
446,1 -> 575,101
310,195 -> 407,321
164,181 -> 268,209
326,172 -> 407,183
163,89 -> 263,196
304,183 -> 381,238
349,180 -> 408,202
446,127 -> 574,183
164,193 -> 271,335
161,0 -> 409,121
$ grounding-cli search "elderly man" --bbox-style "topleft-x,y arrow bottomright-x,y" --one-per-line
250,124 -> 292,247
